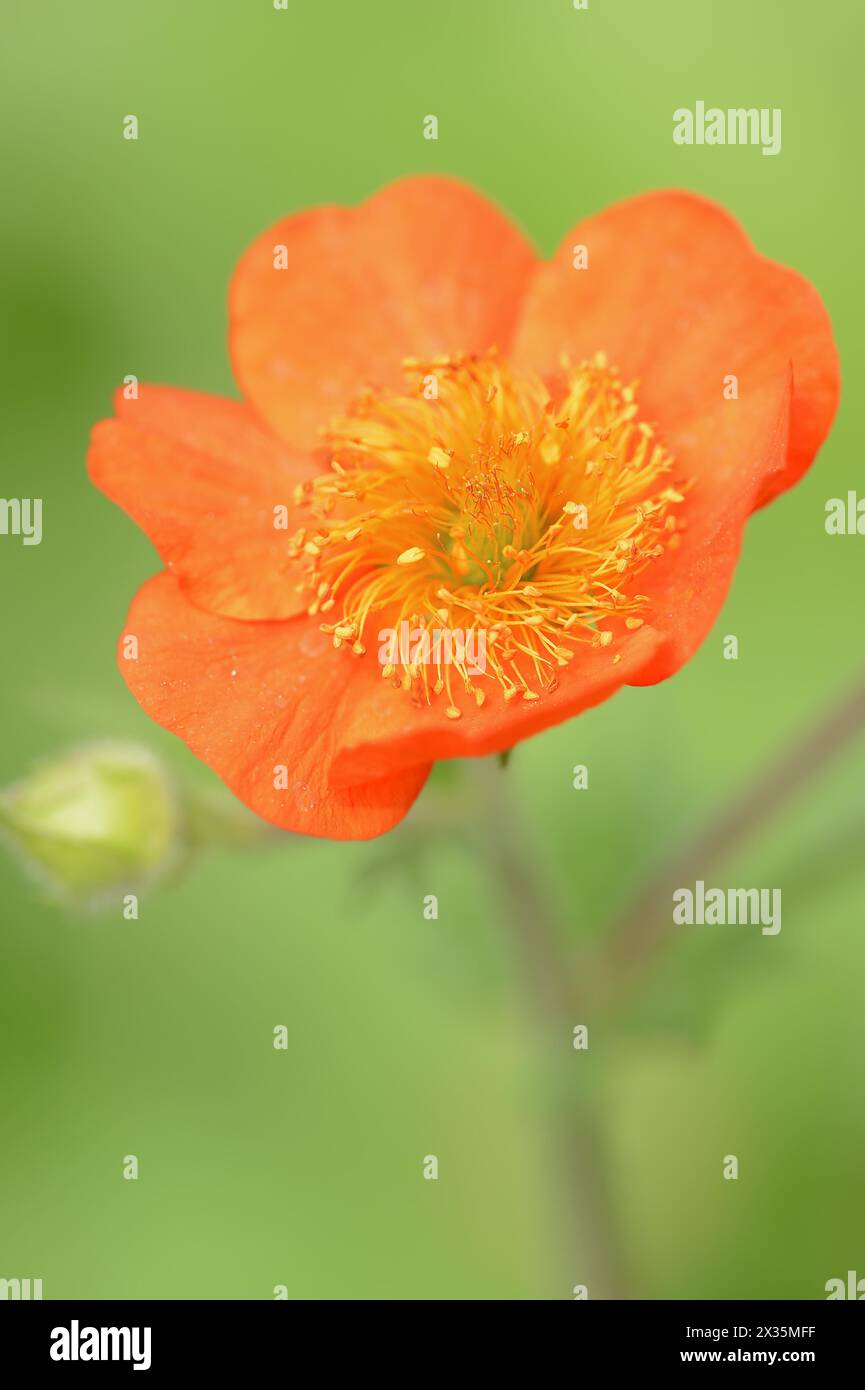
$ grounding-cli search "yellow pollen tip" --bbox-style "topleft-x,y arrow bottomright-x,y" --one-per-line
396,546 -> 425,565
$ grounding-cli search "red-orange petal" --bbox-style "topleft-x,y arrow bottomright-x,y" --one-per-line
508,190 -> 839,687
630,369 -> 793,685
118,571 -> 431,839
511,189 -> 839,507
330,624 -> 669,788
329,202 -> 827,784
88,387 -> 320,619
229,175 -> 538,450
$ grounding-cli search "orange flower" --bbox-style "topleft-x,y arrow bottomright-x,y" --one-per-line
89,177 -> 839,840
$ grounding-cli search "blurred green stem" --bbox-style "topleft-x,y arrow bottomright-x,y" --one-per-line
474,756 -> 629,1300
602,669 -> 865,1000
472,669 -> 865,1298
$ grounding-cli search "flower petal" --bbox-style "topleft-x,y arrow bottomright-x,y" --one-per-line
511,189 -> 839,507
630,369 -> 793,684
327,630 -> 668,788
89,387 -> 319,619
118,572 -> 431,840
229,175 -> 538,449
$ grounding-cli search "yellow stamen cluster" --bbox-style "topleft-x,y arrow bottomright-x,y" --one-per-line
288,349 -> 685,716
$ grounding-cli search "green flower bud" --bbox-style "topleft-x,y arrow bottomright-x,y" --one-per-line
0,742 -> 179,907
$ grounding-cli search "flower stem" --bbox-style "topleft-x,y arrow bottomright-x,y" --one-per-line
601,669 -> 865,999
472,756 -> 629,1299
470,668 -> 865,1298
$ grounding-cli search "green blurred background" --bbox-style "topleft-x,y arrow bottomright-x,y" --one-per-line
1,0 -> 863,1300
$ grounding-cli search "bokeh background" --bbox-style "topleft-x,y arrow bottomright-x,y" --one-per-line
1,0 -> 863,1300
